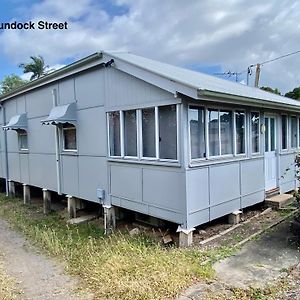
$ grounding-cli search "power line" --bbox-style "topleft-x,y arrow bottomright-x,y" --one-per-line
247,49 -> 300,86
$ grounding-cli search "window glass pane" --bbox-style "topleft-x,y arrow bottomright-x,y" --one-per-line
19,130 -> 28,150
270,118 -> 275,151
142,108 -> 156,158
159,105 -> 177,160
220,111 -> 233,155
265,117 -> 269,152
291,116 -> 297,148
124,110 -> 137,156
251,112 -> 260,153
109,111 -> 121,156
235,111 -> 245,154
63,124 -> 77,150
282,115 -> 288,150
208,110 -> 219,156
189,106 -> 205,159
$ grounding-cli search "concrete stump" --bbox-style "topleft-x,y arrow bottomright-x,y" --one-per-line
177,226 -> 195,247
43,189 -> 51,215
228,210 -> 242,225
103,205 -> 116,235
67,195 -> 77,218
23,184 -> 31,205
8,180 -> 15,196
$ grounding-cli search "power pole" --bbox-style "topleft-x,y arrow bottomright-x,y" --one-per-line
254,63 -> 261,87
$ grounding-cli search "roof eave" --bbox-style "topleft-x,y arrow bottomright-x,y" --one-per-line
197,89 -> 300,112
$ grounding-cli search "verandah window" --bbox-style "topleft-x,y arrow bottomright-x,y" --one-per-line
281,115 -> 288,150
251,112 -> 260,153
108,105 -> 178,161
291,116 -> 298,148
209,109 -> 233,156
189,106 -> 245,160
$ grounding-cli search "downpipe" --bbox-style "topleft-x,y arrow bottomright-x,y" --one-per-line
0,104 -> 9,196
52,89 -> 62,195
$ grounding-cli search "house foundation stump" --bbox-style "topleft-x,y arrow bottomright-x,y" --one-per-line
8,180 -> 15,196
23,184 -> 31,205
103,205 -> 116,235
43,189 -> 51,215
177,226 -> 195,247
228,210 -> 242,225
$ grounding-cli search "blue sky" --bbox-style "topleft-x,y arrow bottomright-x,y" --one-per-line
0,0 -> 300,92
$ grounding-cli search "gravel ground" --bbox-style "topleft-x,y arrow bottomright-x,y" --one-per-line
0,218 -> 93,300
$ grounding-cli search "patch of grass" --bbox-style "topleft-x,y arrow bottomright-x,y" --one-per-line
0,254 -> 21,300
0,194 -> 235,300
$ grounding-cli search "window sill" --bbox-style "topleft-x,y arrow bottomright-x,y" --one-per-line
19,150 -> 29,154
61,150 -> 78,156
108,157 -> 181,167
189,155 -> 263,168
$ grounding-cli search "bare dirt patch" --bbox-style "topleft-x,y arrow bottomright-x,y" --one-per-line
0,218 -> 92,300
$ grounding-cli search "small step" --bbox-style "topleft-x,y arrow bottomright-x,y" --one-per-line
67,214 -> 97,225
265,193 -> 294,209
265,187 -> 280,199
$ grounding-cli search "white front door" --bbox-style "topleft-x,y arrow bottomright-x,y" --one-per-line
264,115 -> 277,190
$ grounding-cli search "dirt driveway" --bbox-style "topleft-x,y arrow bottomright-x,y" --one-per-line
0,218 -> 92,300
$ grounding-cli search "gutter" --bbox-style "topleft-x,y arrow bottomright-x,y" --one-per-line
0,104 -> 9,196
197,89 -> 300,112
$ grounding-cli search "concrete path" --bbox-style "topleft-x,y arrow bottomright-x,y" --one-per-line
0,218 -> 92,300
178,220 -> 300,299
214,220 -> 300,288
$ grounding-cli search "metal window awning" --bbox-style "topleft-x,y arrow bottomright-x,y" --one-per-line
3,113 -> 27,131
41,103 -> 77,126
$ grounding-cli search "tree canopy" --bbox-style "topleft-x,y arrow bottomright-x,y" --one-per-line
0,75 -> 28,94
285,87 -> 300,100
260,86 -> 281,95
19,55 -> 49,80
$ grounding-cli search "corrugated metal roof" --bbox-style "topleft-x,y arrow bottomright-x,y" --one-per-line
104,51 -> 300,108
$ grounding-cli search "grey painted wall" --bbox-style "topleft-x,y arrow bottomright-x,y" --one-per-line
0,60 -> 298,231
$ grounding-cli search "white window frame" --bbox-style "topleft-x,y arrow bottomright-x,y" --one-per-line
290,115 -> 298,149
250,111 -> 261,155
188,104 -> 248,162
281,115 -> 289,151
62,124 -> 77,152
107,104 -> 179,163
140,107 -> 157,161
107,110 -> 122,158
234,110 -> 247,157
123,109 -> 138,159
18,130 -> 28,151
187,105 -> 206,162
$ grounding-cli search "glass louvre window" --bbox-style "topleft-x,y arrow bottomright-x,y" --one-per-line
208,110 -> 219,156
108,111 -> 121,156
270,118 -> 275,151
124,110 -> 137,157
189,106 -> 205,159
265,118 -> 269,152
159,105 -> 177,160
220,111 -> 233,155
18,130 -> 28,150
142,108 -> 156,158
63,124 -> 77,151
235,111 -> 245,154
251,112 -> 260,153
291,116 -> 298,148
281,115 -> 288,150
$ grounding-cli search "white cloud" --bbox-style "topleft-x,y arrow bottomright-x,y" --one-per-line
1,0 -> 300,93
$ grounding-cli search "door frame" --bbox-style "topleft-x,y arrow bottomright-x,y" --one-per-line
264,113 -> 279,191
